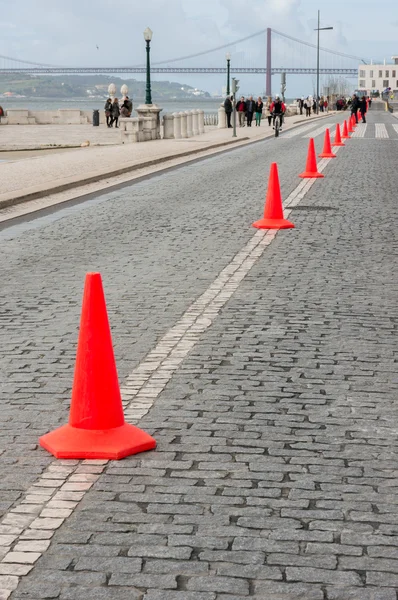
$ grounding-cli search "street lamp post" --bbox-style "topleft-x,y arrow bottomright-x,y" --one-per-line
226,52 -> 231,97
315,11 -> 333,114
144,27 -> 153,105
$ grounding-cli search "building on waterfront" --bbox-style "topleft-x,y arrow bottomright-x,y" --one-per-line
358,57 -> 398,95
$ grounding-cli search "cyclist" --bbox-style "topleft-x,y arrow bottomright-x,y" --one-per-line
270,95 -> 286,131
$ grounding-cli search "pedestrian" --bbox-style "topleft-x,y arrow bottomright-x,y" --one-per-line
265,97 -> 272,126
312,98 -> 317,113
110,97 -> 120,128
236,96 -> 246,127
304,97 -> 311,117
104,98 -> 112,127
255,96 -> 264,126
120,99 -> 130,118
125,96 -> 133,116
359,96 -> 367,123
319,98 -> 324,112
246,96 -> 255,127
324,97 -> 329,113
224,95 -> 233,128
368,96 -> 372,109
351,93 -> 359,124
299,97 -> 304,115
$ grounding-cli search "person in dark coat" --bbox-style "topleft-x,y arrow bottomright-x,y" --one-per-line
110,97 -> 120,128
104,98 -> 112,127
351,94 -> 360,124
125,96 -> 133,116
359,96 -> 367,123
224,95 -> 233,128
245,96 -> 255,127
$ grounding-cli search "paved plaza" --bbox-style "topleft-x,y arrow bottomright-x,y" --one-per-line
0,109 -> 398,599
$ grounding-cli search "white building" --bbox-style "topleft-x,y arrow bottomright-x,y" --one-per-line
358,57 -> 398,94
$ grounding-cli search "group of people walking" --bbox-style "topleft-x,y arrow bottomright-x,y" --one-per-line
223,95 -> 288,129
223,96 -> 265,128
297,96 -> 329,117
104,96 -> 133,128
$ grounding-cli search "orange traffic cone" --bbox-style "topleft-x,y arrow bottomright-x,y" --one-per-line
299,138 -> 324,179
319,128 -> 336,158
332,123 -> 345,147
347,118 -> 354,134
351,115 -> 356,128
252,163 -> 294,230
342,120 -> 350,139
39,273 -> 156,460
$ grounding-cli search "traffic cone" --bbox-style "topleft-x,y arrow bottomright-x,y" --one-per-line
342,120 -> 350,139
252,163 -> 294,230
319,128 -> 336,158
39,273 -> 156,460
347,118 -> 354,134
350,115 -> 356,129
299,138 -> 324,179
332,123 -> 345,147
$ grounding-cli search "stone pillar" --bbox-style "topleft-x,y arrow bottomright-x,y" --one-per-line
163,113 -> 174,139
173,112 -> 182,139
135,103 -> 163,139
218,105 -> 226,129
198,110 -> 205,134
192,110 -> 199,136
180,112 -> 188,138
186,111 -> 193,138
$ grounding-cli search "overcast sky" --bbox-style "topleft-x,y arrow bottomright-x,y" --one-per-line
0,0 -> 397,96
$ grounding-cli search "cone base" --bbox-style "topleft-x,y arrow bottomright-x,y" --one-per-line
40,422 -> 156,460
342,135 -> 351,139
319,152 -> 336,158
332,142 -> 345,147
299,171 -> 324,179
252,217 -> 295,230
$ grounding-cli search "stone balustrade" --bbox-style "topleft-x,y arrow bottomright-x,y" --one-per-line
161,110 -> 205,140
0,109 -> 99,125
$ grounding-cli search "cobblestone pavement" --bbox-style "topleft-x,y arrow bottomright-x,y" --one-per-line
1,110 -> 398,599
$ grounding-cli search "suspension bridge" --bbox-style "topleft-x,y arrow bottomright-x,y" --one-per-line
0,28 -> 365,95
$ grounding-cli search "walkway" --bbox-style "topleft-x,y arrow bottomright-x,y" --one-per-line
0,109 -> 397,599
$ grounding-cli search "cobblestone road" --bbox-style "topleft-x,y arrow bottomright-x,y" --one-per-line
1,110 -> 398,599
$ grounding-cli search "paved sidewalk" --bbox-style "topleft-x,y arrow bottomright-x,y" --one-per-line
0,112 -> 332,211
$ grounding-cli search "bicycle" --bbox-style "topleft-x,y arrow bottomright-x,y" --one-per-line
272,112 -> 284,137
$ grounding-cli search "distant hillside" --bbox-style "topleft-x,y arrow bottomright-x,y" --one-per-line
0,73 -> 211,100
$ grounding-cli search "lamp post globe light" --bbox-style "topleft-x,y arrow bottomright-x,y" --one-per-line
144,27 -> 153,105
226,52 -> 231,97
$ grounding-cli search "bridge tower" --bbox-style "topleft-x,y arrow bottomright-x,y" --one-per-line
266,28 -> 272,97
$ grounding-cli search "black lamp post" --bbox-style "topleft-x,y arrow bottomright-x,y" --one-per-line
226,52 -> 231,96
144,27 -> 153,105
315,11 -> 333,114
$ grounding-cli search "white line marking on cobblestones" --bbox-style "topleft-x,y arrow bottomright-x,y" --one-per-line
392,124 -> 398,136
303,124 -> 334,138
281,121 -> 323,139
0,146 -> 339,598
375,123 -> 389,138
351,124 -> 367,138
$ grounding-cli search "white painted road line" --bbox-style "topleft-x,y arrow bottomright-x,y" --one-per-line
352,124 -> 367,138
375,123 -> 389,138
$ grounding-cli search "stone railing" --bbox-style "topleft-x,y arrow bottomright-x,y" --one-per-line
162,110 -> 205,140
119,115 -> 158,143
204,113 -> 219,126
0,109 -> 98,125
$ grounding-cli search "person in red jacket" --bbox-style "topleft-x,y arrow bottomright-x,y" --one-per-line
270,95 -> 286,130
